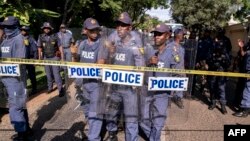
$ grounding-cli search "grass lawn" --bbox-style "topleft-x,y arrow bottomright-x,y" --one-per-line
27,66 -> 47,92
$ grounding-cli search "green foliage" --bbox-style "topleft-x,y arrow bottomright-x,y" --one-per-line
171,0 -> 239,31
99,0 -> 122,12
0,0 -> 60,25
119,0 -> 168,27
137,15 -> 161,31
235,0 -> 250,21
1,0 -> 168,29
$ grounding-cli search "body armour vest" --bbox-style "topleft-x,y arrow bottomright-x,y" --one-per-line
40,34 -> 59,58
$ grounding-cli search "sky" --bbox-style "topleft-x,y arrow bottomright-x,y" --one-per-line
146,7 -> 172,21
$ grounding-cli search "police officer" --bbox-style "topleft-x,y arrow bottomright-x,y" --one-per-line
0,16 -> 32,141
105,12 -> 145,141
57,24 -> 74,62
232,39 -> 248,109
108,12 -> 142,47
20,25 -> 38,95
217,28 -> 232,56
57,24 -> 74,90
233,40 -> 250,117
169,29 -> 185,109
140,23 -> 172,141
37,22 -> 64,97
73,21 -> 90,62
108,28 -> 142,47
74,18 -> 108,141
196,29 -> 214,65
206,36 -> 231,114
192,29 -> 214,95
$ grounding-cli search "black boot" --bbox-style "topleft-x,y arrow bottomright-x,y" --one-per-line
105,131 -> 118,141
233,108 -> 249,117
59,88 -> 65,97
221,104 -> 227,114
208,100 -> 216,110
12,132 -> 27,141
175,97 -> 184,109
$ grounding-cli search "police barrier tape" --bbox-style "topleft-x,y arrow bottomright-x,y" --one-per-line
1,58 -> 250,78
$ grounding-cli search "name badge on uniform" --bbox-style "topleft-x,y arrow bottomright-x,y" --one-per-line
148,77 -> 188,91
174,54 -> 180,63
24,39 -> 29,46
68,66 -> 101,79
102,69 -> 144,86
0,64 -> 20,76
51,41 -> 56,45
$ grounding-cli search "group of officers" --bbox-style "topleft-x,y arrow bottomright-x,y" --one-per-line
73,13 -> 186,141
196,28 -> 250,118
0,12 -> 185,141
1,11 -> 250,141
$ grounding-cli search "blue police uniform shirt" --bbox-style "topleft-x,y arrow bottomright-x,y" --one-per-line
77,38 -> 108,63
112,35 -> 145,67
1,32 -> 26,58
167,41 -> 185,70
108,31 -> 142,47
57,31 -> 74,48
0,29 -> 26,80
144,43 -> 170,78
23,35 -> 37,59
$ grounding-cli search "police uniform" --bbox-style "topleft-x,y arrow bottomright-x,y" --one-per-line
140,23 -> 171,141
0,16 -> 31,140
192,30 -> 214,95
57,24 -> 74,89
20,26 -> 37,94
108,30 -> 142,47
57,24 -> 74,62
37,22 -> 64,96
105,12 -> 145,141
233,43 -> 250,117
206,38 -> 231,114
168,29 -> 185,109
75,18 -> 108,141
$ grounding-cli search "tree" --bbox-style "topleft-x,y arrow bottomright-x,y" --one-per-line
235,0 -> 250,21
119,0 -> 168,28
171,0 -> 240,32
0,0 -> 60,25
137,14 -> 161,31
59,0 -> 169,27
1,0 -> 169,29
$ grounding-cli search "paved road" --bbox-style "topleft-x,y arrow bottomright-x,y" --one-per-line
0,78 -> 250,141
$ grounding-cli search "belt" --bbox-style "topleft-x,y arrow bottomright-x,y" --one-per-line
112,85 -> 132,90
82,79 -> 99,83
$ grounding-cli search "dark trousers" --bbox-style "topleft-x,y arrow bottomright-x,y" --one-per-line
208,76 -> 226,104
234,78 -> 246,107
26,65 -> 37,90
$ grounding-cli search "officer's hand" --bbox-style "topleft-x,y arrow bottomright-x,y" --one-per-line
149,56 -> 158,65
205,64 -> 209,70
108,45 -> 116,54
195,62 -> 200,68
104,40 -> 116,54
238,39 -> 244,48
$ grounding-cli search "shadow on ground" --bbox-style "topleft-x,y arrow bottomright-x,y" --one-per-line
31,94 -> 68,141
51,121 -> 87,141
